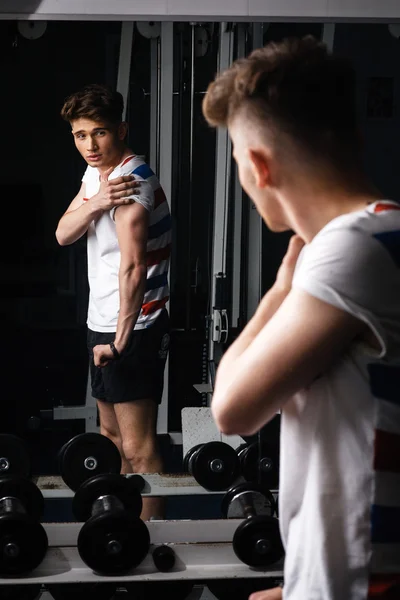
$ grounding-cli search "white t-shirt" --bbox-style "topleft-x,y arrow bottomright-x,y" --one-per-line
82,155 -> 171,332
280,201 -> 400,600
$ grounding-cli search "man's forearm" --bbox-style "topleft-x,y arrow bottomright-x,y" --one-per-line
114,265 -> 147,351
56,201 -> 102,246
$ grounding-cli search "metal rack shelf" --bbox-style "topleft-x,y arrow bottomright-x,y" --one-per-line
35,474 -> 278,498
35,474 -> 228,498
0,520 -> 284,585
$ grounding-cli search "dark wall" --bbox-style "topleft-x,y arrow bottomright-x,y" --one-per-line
260,23 -> 400,294
0,20 -> 122,248
0,20 -> 123,456
334,24 -> 400,199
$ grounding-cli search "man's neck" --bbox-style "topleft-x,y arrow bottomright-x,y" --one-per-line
97,146 -> 134,175
283,176 -> 383,243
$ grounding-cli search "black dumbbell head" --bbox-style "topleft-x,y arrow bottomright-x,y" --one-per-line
0,435 -> 31,480
128,474 -> 146,493
0,513 -> 48,575
183,444 -> 204,473
77,511 -> 150,575
221,481 -> 276,519
187,442 -> 240,491
0,477 -> 44,521
152,545 -> 176,572
232,515 -> 284,567
72,473 -> 143,523
59,433 -> 122,491
235,443 -> 248,462
240,441 -> 279,489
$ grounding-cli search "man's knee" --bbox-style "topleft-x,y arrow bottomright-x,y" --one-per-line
101,426 -> 122,451
121,437 -> 158,470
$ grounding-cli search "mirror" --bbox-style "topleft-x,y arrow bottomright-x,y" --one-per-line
0,17 -> 398,526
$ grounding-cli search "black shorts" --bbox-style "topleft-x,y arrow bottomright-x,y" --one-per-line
87,309 -> 170,404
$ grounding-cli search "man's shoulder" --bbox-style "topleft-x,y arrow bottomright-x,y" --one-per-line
119,156 -> 157,182
321,200 -> 400,240
298,200 -> 400,280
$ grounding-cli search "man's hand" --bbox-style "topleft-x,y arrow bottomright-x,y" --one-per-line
237,234 -> 305,338
249,586 -> 283,600
90,167 -> 140,212
273,234 -> 305,296
93,344 -> 115,367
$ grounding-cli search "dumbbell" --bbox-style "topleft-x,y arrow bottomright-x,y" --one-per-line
0,434 -> 31,479
183,441 -> 240,491
0,477 -> 48,575
58,432 -> 122,491
236,440 -> 279,489
72,473 -> 150,575
152,544 -> 176,572
221,482 -> 284,567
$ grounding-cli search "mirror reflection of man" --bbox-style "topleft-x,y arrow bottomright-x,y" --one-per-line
56,84 -> 171,520
204,37 -> 400,600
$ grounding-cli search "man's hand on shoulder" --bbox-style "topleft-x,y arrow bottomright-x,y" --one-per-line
274,234 -> 305,296
251,234 -> 305,330
90,167 -> 141,213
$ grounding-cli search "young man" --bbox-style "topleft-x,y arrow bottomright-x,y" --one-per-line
202,37 -> 400,599
56,84 -> 171,520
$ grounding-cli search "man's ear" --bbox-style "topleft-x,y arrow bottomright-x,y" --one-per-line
118,122 -> 128,141
248,148 -> 270,189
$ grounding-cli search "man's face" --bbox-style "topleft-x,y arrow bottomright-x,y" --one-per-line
70,118 -> 125,170
229,119 -> 289,233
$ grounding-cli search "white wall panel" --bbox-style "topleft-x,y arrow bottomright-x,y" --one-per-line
167,0 -> 248,16
249,0 -> 329,18
327,0 -> 400,20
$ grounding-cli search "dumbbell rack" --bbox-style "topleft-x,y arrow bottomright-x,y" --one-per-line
31,474 -> 282,583
0,431 -> 283,594
0,519 -> 283,586
0,475 -> 282,588
35,473 -> 272,498
35,474 -> 279,501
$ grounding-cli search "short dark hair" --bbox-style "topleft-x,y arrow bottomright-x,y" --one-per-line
61,83 -> 124,124
202,36 -> 360,170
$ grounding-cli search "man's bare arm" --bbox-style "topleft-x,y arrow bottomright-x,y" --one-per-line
113,202 -> 149,352
55,182 -> 100,246
55,170 -> 140,246
212,287 -> 366,436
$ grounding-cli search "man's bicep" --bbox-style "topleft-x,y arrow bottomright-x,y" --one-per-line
215,289 -> 366,435
121,178 -> 154,212
249,288 -> 366,388
115,202 -> 149,267
65,182 -> 87,214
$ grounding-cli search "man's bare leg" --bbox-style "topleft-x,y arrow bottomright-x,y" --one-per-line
97,400 -> 133,474
114,399 -> 164,521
